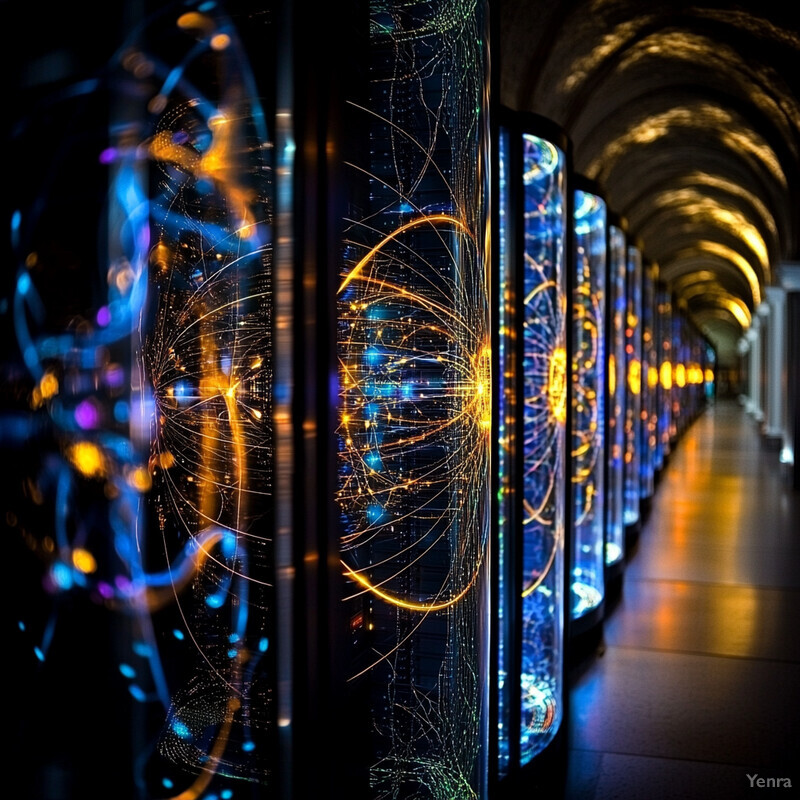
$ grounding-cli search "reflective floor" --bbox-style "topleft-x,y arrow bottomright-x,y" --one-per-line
563,400 -> 800,799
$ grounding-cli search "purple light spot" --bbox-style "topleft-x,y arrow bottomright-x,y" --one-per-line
75,399 -> 100,429
97,581 -> 114,599
99,147 -> 117,165
104,363 -> 124,388
114,574 -> 133,593
96,306 -> 111,327
172,130 -> 190,144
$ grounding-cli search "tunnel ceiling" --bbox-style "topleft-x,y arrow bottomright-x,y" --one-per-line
500,0 -> 800,365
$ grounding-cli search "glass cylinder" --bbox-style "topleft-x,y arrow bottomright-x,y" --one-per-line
606,224 -> 627,569
570,189 -> 607,622
336,2 -> 491,796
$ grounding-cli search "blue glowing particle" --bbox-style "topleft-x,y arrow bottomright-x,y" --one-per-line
365,451 -> 383,471
129,685 -> 147,702
18,621 -> 25,632
162,778 -> 174,790
17,272 -> 31,296
258,637 -> 269,653
366,504 -> 385,524
133,641 -> 152,657
113,400 -> 130,424
34,647 -> 44,662
242,740 -> 256,752
227,648 -> 237,659
228,633 -> 240,643
172,628 -> 185,641
172,720 -> 191,740
119,663 -> 136,679
51,562 -> 73,591
205,593 -> 225,609
221,790 -> 233,799
221,533 -> 236,559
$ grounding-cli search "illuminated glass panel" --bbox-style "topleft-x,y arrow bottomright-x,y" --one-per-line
623,245 -> 643,527
571,190 -> 607,619
497,126 -> 512,778
606,225 -> 627,568
640,263 -> 658,498
8,5 -> 277,796
520,132 -> 567,764
337,2 -> 490,796
496,126 -> 567,774
656,287 -> 673,462
672,312 -> 686,436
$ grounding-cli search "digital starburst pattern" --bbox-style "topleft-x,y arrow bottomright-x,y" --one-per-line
336,2 -> 490,797
623,245 -> 643,527
606,224 -> 627,568
570,190 -> 606,620
8,4 -> 276,797
519,133 -> 567,765
640,262 -> 659,498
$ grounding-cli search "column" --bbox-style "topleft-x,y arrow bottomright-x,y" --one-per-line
764,287 -> 786,445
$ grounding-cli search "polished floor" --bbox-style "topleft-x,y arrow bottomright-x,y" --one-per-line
563,400 -> 800,799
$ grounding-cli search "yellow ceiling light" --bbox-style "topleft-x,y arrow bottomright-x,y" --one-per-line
680,281 -> 726,301
560,18 -> 653,93
695,241 -> 762,306
617,31 -> 725,71
615,32 -> 794,151
652,190 -> 769,272
681,173 -> 777,238
672,270 -> 718,291
687,289 -> 752,329
588,103 -> 786,190
721,129 -> 786,189
719,296 -> 752,329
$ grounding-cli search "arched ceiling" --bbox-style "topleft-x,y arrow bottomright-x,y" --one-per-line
500,0 -> 800,366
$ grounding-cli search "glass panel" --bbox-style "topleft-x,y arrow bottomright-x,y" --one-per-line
640,263 -> 658,497
606,225 -> 627,567
520,132 -> 566,765
336,2 -> 491,795
497,126 -> 512,778
623,245 -> 642,527
656,286 -> 673,466
7,5 -> 277,796
571,191 -> 607,618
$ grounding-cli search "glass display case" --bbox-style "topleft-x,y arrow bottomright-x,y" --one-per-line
7,4 -> 280,797
570,183 -> 607,629
496,113 -> 568,779
337,2 -> 491,797
623,243 -> 643,542
605,220 -> 627,575
639,261 -> 658,512
655,284 -> 674,471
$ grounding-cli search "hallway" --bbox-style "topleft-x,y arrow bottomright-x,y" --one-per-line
564,400 -> 800,799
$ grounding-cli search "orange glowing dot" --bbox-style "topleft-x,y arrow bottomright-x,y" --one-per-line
211,33 -> 231,50
548,347 -> 568,424
72,548 -> 97,575
39,372 -> 59,400
129,467 -> 152,492
177,12 -> 211,31
69,442 -> 107,479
